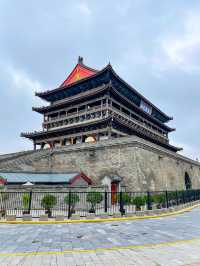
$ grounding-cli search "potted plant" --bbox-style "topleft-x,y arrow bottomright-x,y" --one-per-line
152,194 -> 165,209
86,192 -> 103,213
167,191 -> 177,206
41,194 -> 57,217
132,195 -> 146,211
116,192 -> 132,214
117,192 -> 132,205
64,192 -> 80,214
22,193 -> 30,215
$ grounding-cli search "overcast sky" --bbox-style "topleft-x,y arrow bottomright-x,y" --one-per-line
0,0 -> 199,160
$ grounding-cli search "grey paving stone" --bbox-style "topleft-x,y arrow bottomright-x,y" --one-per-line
0,208 -> 200,265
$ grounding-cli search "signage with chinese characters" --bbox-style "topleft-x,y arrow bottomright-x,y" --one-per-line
140,100 -> 152,115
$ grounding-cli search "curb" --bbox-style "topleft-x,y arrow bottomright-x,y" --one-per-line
0,203 -> 199,225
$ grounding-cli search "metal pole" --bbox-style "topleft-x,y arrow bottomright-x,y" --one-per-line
119,191 -> 125,216
175,190 -> 179,206
182,191 -> 185,204
28,191 -> 32,214
104,191 -> 108,213
165,191 -> 169,208
147,191 -> 152,210
68,191 -> 72,219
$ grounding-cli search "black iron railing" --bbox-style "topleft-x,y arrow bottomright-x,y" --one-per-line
0,189 -> 199,218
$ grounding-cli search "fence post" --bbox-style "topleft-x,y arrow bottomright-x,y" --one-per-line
194,190 -> 196,201
147,191 -> 152,210
119,191 -> 125,216
104,191 -> 108,213
182,191 -> 185,204
28,191 -> 32,214
68,191 -> 72,219
165,191 -> 169,208
185,190 -> 188,203
176,190 -> 179,206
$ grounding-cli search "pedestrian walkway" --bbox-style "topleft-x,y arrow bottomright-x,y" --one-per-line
1,207 -> 200,265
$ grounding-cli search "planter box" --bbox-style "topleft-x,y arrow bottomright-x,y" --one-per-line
70,215 -> 80,220
86,214 -> 96,219
169,207 -> 174,212
6,215 -> 16,221
23,215 -> 32,221
55,215 -> 65,221
135,211 -> 145,216
112,213 -> 121,218
162,208 -> 169,213
144,210 -> 153,216
39,215 -> 48,221
125,213 -> 135,217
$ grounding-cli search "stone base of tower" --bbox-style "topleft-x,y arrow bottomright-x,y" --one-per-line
0,136 -> 199,191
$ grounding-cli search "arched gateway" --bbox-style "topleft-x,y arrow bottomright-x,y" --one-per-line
185,172 -> 192,190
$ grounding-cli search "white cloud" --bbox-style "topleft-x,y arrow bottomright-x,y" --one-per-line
4,64 -> 42,96
154,12 -> 200,73
77,2 -> 92,16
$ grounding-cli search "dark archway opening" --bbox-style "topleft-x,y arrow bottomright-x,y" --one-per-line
185,172 -> 192,190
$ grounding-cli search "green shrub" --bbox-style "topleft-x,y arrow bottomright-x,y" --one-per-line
0,192 -> 8,214
86,192 -> 103,213
64,193 -> 80,213
152,194 -> 165,206
132,196 -> 146,210
116,193 -> 132,205
22,193 -> 30,210
41,194 -> 57,217
167,191 -> 177,200
0,192 -> 9,201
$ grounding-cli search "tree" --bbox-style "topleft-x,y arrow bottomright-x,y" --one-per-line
152,193 -> 165,209
64,193 -> 80,214
86,192 -> 103,213
22,193 -> 30,214
132,196 -> 146,211
41,194 -> 57,217
117,192 -> 132,205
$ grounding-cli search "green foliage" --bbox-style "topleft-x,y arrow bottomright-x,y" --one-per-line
22,194 -> 30,210
87,192 -> 103,212
0,192 -> 9,201
152,194 -> 165,205
64,193 -> 80,205
41,194 -> 57,210
167,191 -> 177,200
132,196 -> 146,209
86,192 -> 103,205
117,193 -> 132,205
64,193 -> 80,214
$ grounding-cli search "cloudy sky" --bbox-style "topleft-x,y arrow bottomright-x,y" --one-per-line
0,0 -> 199,159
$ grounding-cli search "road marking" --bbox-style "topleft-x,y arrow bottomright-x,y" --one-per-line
0,236 -> 200,257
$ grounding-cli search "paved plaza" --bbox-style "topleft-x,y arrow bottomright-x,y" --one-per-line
1,208 -> 200,265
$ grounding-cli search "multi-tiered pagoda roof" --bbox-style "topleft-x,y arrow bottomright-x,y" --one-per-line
21,57 -> 181,152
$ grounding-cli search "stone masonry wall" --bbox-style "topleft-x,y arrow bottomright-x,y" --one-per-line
0,136 -> 200,191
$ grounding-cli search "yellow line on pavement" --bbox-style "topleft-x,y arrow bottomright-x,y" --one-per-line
0,236 -> 200,257
0,203 -> 199,225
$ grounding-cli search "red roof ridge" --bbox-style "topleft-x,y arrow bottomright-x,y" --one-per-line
59,57 -> 99,88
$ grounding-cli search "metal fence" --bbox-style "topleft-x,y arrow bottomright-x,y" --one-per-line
0,189 -> 199,218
